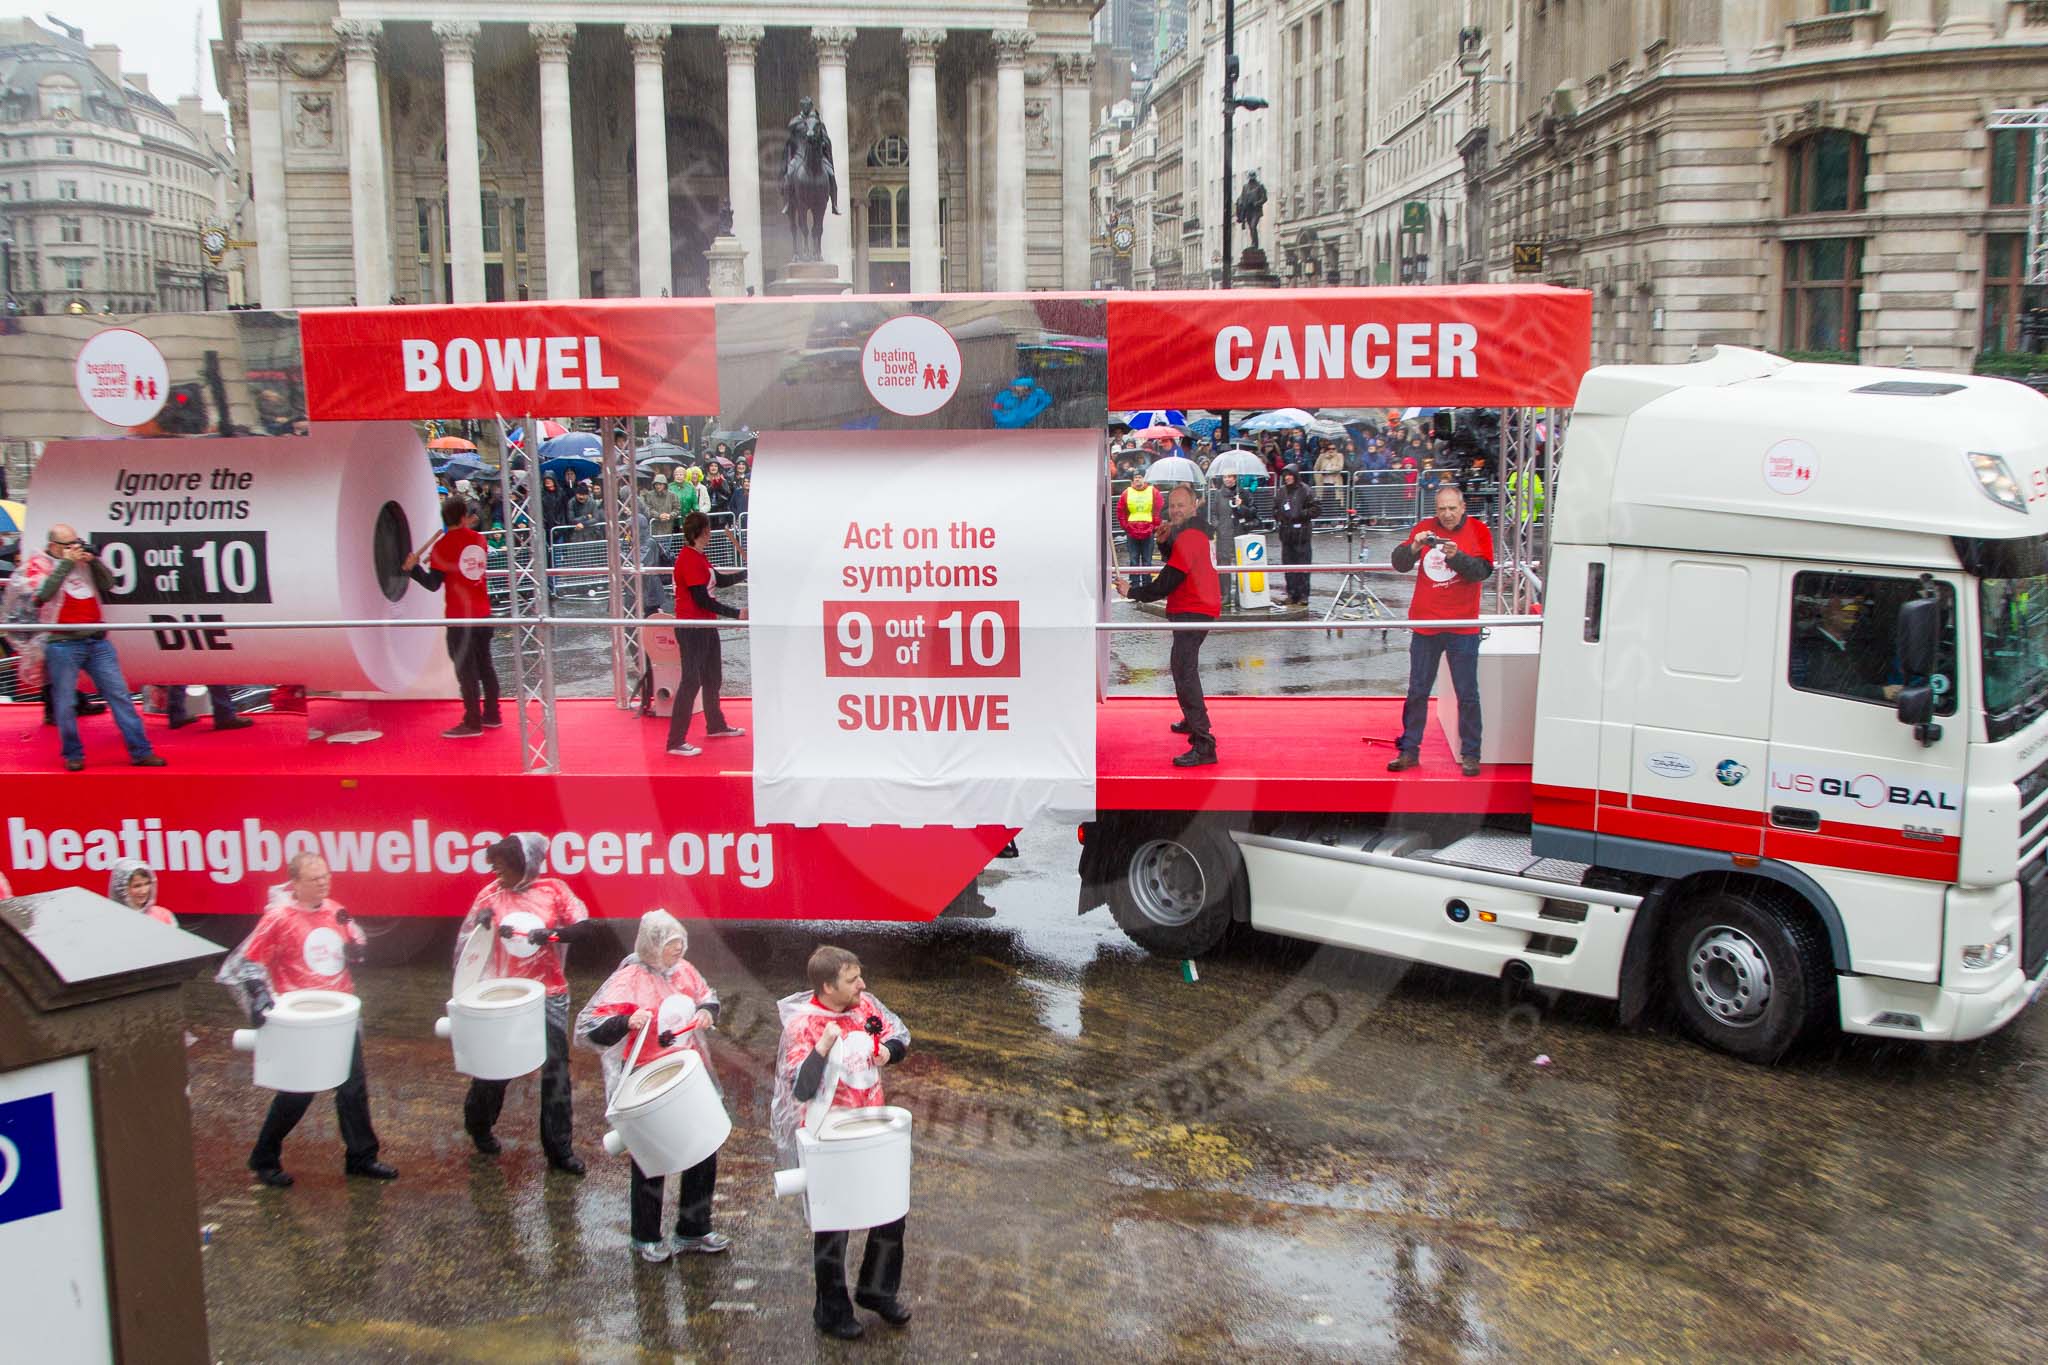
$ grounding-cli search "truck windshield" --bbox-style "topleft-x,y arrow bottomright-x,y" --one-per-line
1982,574 -> 2048,732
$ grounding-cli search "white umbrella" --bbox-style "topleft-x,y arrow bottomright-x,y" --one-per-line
1206,449 -> 1268,478
1305,419 -> 1350,441
1144,454 -> 1204,485
1238,407 -> 1316,432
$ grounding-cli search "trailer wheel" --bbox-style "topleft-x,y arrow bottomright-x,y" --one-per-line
1106,821 -> 1244,958
1663,889 -> 1832,1063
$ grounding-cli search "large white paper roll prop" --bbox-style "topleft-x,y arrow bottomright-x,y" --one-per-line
231,989 -> 361,1092
434,977 -> 547,1080
773,1107 -> 914,1232
27,422 -> 442,690
601,1045 -> 732,1176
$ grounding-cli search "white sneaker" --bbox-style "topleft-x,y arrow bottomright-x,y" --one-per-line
670,1231 -> 731,1255
634,1239 -> 673,1264
667,743 -> 702,757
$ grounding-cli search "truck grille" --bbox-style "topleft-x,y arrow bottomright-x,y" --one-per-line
2022,754 -> 2048,876
2025,864 -> 2048,979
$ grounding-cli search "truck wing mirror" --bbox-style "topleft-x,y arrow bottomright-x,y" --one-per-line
1897,594 -> 1941,678
1896,683 -> 1942,746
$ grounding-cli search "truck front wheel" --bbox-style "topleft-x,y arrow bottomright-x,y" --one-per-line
1663,889 -> 1832,1063
1106,820 -> 1245,958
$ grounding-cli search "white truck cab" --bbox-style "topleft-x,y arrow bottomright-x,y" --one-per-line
1093,347 -> 2048,1062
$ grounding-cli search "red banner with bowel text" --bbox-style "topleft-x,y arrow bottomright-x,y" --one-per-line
1106,286 -> 1592,410
300,298 -> 719,420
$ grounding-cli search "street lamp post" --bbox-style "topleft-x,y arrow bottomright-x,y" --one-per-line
1217,0 -> 1268,448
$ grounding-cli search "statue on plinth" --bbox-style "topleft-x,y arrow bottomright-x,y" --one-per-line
780,96 -> 840,263
1234,171 -> 1268,254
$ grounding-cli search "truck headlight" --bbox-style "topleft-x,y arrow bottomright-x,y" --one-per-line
1967,452 -> 2027,513
1961,935 -> 2014,969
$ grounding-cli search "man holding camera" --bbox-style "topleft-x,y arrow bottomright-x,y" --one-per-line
24,523 -> 163,772
1387,486 -> 1494,777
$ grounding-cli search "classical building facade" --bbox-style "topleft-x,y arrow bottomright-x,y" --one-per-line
213,3 -> 1102,307
0,19 -> 235,315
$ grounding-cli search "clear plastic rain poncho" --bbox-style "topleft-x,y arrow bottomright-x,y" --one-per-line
106,857 -> 174,926
451,833 -> 584,1038
770,988 -> 909,1155
574,910 -> 719,1103
214,884 -> 363,1020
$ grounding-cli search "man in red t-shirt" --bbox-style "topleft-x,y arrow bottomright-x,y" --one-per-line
1115,484 -> 1221,766
405,495 -> 501,739
27,523 -> 164,772
1387,486 -> 1494,776
668,510 -> 747,757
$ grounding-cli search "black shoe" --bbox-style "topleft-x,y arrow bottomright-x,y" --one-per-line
76,701 -> 108,716
856,1295 -> 913,1327
131,755 -> 167,767
703,725 -> 746,739
64,757 -> 83,772
168,714 -> 201,730
816,1317 -> 864,1341
1385,751 -> 1419,772
1461,757 -> 1483,778
345,1159 -> 399,1180
213,715 -> 254,732
251,1166 -> 294,1188
480,714 -> 504,729
549,1154 -> 586,1176
1170,720 -> 1191,734
441,722 -> 484,739
1172,748 -> 1217,768
470,1132 -> 502,1156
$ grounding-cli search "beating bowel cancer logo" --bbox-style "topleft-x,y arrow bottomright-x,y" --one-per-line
0,1093 -> 62,1227
861,314 -> 962,418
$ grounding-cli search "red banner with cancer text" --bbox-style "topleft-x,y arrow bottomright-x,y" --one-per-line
299,298 -> 719,420
1106,286 -> 1591,410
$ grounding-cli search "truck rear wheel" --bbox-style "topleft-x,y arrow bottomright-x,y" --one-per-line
1663,889 -> 1832,1063
1106,820 -> 1245,958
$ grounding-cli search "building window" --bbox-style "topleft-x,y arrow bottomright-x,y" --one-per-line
481,192 -> 501,253
416,200 -> 432,253
54,136 -> 72,155
1782,238 -> 1862,356
1785,130 -> 1865,214
63,259 -> 83,289
40,78 -> 80,119
513,200 -> 526,253
57,179 -> 77,200
1992,128 -> 2036,208
866,187 -> 894,247
1984,234 -> 2026,354
58,215 -> 79,242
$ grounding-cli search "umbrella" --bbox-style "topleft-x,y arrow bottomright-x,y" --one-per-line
541,455 -> 601,481
1144,454 -> 1205,485
432,457 -> 495,483
1206,449 -> 1268,479
1305,419 -> 1350,441
1238,407 -> 1316,432
704,428 -> 757,454
637,442 -> 690,464
541,431 -> 603,460
1185,416 -> 1221,440
1137,425 -> 1185,441
0,500 -> 23,535
1127,409 -> 1188,433
426,435 -> 476,452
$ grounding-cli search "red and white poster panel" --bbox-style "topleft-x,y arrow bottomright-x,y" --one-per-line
298,299 -> 719,421
1107,286 -> 1591,411
747,430 -> 1100,828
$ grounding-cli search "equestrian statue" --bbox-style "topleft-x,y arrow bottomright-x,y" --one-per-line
781,96 -> 840,262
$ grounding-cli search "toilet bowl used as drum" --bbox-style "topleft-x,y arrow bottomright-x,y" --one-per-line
434,977 -> 547,1080
231,989 -> 361,1092
601,1045 -> 731,1175
772,1106 -> 913,1232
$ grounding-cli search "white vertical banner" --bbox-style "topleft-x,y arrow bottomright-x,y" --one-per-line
0,1054 -> 111,1362
749,429 -> 1100,827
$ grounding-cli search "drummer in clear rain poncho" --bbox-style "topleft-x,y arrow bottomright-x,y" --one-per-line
773,945 -> 914,1340
576,910 -> 730,1262
455,833 -> 602,1174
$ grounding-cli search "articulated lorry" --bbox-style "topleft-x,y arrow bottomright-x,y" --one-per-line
1081,348 -> 2048,1061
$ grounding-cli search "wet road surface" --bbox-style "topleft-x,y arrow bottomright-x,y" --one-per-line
186,819 -> 2048,1362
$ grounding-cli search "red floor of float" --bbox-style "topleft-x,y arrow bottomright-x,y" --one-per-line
0,695 -> 1530,815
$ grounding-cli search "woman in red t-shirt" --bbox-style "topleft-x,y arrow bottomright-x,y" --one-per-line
667,511 -> 747,757
405,494 -> 500,739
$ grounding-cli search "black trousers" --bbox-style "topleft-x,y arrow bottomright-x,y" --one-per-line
814,1217 -> 907,1326
630,1152 -> 719,1244
464,1011 -> 573,1163
1279,532 -> 1313,603
249,1033 -> 378,1171
666,627 -> 729,746
1168,611 -> 1214,756
166,684 -> 238,724
447,624 -> 501,725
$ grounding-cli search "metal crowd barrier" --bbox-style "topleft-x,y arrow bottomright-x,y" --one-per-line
1107,473 -> 1517,538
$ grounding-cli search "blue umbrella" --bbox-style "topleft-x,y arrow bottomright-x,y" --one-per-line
541,455 -> 601,481
1127,409 -> 1187,433
540,431 -> 603,460
431,457 -> 495,483
1238,407 -> 1316,432
1185,416 -> 1220,440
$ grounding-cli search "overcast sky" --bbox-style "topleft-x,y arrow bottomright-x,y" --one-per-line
43,0 -> 225,109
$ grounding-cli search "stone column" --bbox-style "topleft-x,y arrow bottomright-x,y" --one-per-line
530,23 -> 579,299
334,21 -> 391,305
812,26 -> 857,282
1939,0 -> 1998,39
966,77 -> 985,290
1884,0 -> 1936,43
626,24 -> 671,297
1058,53 -> 1093,291
904,29 -> 946,293
721,25 -> 766,295
992,29 -> 1034,292
235,43 -> 292,307
434,21 -> 485,303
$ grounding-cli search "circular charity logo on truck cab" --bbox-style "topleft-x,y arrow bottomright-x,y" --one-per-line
861,314 -> 962,417
1762,438 -> 1816,495
75,327 -> 169,427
